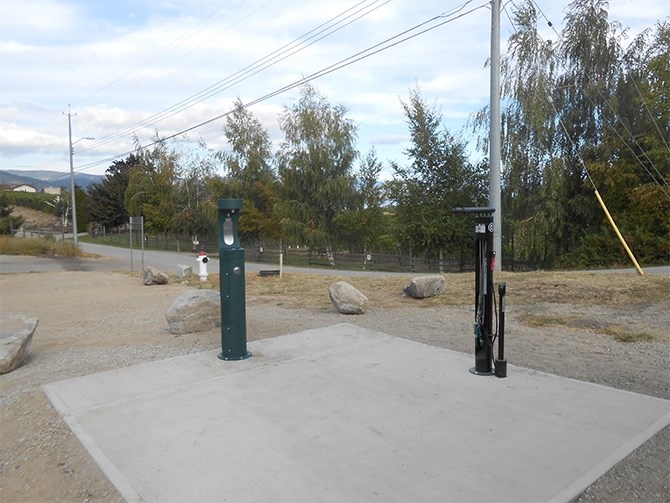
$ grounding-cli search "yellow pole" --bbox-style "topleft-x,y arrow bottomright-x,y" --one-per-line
594,189 -> 645,276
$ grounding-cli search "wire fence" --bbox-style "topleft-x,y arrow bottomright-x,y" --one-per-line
82,230 -> 536,273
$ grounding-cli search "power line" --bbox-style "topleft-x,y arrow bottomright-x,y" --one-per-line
77,0 -> 388,153
75,1 -> 489,173
502,0 -> 669,195
87,0 -> 280,105
629,71 -> 670,154
10,0 -> 251,159
528,0 -> 669,189
547,95 -> 645,275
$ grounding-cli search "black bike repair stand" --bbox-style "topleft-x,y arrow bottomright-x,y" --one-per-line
453,207 -> 507,378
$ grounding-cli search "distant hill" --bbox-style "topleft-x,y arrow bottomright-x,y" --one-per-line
0,170 -> 104,190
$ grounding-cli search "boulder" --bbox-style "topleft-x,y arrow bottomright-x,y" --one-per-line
176,264 -> 193,280
0,313 -> 38,374
166,290 -> 221,334
328,281 -> 368,315
403,275 -> 446,299
144,266 -> 169,286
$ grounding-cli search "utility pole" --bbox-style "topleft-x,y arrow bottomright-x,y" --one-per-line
64,106 -> 94,247
65,106 -> 78,246
489,0 -> 502,264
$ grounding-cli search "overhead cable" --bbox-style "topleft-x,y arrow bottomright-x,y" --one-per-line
75,1 -> 489,172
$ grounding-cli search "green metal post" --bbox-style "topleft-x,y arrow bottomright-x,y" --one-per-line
217,199 -> 251,361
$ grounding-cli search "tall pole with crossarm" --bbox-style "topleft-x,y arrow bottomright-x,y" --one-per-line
64,105 -> 93,247
65,107 -> 77,245
489,0 -> 502,264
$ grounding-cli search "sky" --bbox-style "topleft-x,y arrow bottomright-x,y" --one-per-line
0,0 -> 666,180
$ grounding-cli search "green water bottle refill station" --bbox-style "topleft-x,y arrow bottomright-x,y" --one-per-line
217,198 -> 252,361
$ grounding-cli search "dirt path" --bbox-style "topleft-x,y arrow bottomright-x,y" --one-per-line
1,271 -> 668,502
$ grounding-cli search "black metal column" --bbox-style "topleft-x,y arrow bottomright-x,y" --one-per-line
472,215 -> 495,375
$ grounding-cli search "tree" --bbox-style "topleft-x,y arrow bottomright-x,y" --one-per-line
552,0 -> 626,261
220,98 -> 275,188
87,154 -> 139,231
125,136 -> 180,242
218,99 -> 280,243
336,148 -> 389,252
0,194 -> 24,234
477,0 -> 668,268
276,84 -> 358,252
388,87 -> 486,261
174,140 -> 218,246
494,0 -> 558,266
583,21 -> 670,265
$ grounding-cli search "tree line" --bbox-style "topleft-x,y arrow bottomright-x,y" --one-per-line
76,0 -> 668,269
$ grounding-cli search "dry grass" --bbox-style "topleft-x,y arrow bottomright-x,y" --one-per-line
191,269 -> 670,310
517,312 -> 665,342
0,235 -> 82,257
600,326 -> 657,343
11,205 -> 63,230
499,270 -> 670,305
189,269 -> 669,344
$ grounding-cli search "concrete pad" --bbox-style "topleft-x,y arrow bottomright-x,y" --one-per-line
44,324 -> 670,503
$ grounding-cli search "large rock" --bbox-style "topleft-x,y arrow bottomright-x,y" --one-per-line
0,313 -> 38,374
328,281 -> 368,315
403,275 -> 446,299
144,266 -> 169,286
166,290 -> 221,334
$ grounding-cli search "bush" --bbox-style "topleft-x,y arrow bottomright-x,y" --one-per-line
0,236 -> 81,257
1,191 -> 58,212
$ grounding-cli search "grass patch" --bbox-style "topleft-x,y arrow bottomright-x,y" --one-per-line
498,270 -> 670,305
0,235 -> 82,257
600,325 -> 658,343
517,314 -> 567,328
187,272 -> 474,310
612,332 -> 656,343
183,269 -> 670,310
515,314 -> 662,343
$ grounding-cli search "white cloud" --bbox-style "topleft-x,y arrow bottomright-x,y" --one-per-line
1,0 -> 666,175
368,134 -> 408,146
0,122 -> 64,156
0,0 -> 77,40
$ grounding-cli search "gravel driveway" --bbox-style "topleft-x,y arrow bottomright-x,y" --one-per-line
0,261 -> 668,502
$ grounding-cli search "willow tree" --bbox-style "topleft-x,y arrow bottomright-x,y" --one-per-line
495,0 -> 559,266
583,21 -> 670,264
174,140 -> 218,246
276,84 -> 358,254
478,0 -> 648,268
553,0 -> 626,264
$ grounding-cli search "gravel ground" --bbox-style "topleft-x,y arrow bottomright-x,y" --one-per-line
0,269 -> 668,502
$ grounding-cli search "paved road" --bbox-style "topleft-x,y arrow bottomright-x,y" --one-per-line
1,242 -> 667,276
0,242 -> 411,277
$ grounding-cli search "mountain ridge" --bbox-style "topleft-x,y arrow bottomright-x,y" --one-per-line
0,169 -> 103,190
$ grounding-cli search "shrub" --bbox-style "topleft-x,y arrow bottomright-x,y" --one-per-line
0,236 -> 81,257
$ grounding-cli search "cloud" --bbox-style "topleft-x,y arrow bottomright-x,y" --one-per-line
0,0 -> 79,42
1,0 -> 665,175
368,134 -> 408,146
0,122 -> 64,156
